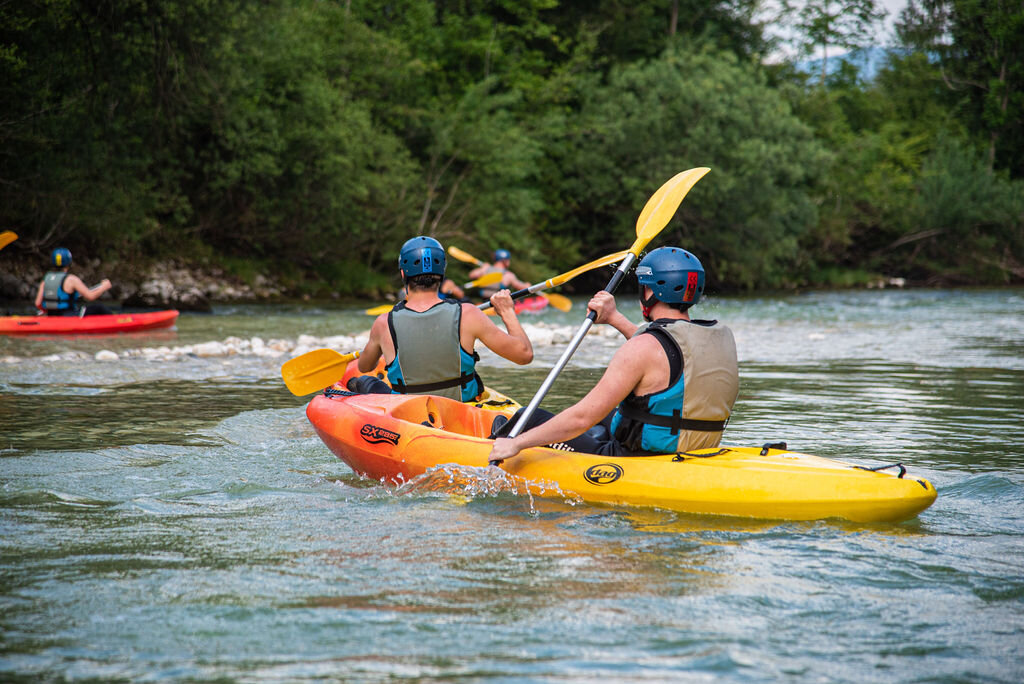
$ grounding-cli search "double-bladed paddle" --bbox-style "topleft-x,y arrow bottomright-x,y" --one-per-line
489,167 -> 711,465
288,249 -> 635,395
447,245 -> 574,312
281,349 -> 360,396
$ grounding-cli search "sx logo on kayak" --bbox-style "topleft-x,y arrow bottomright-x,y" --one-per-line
360,424 -> 400,446
584,463 -> 623,485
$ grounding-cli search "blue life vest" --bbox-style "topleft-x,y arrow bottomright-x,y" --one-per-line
609,318 -> 738,454
42,271 -> 79,312
386,299 -> 484,402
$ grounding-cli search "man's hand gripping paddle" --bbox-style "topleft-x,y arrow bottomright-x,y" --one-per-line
488,167 -> 711,466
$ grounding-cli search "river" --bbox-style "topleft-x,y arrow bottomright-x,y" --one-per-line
2,288 -> 1023,682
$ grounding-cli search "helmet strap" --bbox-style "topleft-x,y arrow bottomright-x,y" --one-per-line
638,287 -> 659,322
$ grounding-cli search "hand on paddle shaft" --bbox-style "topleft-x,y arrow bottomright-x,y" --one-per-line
488,167 -> 711,467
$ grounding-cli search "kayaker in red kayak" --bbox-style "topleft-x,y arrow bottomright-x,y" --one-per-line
468,248 -> 530,298
353,237 -> 533,402
489,246 -> 739,460
33,248 -> 114,316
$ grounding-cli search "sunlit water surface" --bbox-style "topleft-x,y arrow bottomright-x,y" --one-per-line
2,289 -> 1023,682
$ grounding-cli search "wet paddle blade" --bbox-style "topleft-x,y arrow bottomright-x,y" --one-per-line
540,292 -> 572,312
281,348 -> 359,396
447,246 -> 485,266
464,271 -> 503,289
0,231 -> 17,251
630,167 -> 710,254
365,304 -> 393,316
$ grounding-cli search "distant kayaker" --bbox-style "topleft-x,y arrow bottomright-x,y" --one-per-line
468,248 -> 530,298
354,236 -> 534,401
489,246 -> 739,461
34,248 -> 114,316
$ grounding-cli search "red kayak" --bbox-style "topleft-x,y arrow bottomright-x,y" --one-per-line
0,310 -> 179,335
514,295 -> 548,314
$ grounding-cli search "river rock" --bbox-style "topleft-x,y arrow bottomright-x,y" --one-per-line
121,277 -> 212,312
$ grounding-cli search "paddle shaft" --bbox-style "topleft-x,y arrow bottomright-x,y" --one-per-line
505,253 -> 637,440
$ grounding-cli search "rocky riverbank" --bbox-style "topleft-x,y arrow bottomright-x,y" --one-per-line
0,254 -> 285,313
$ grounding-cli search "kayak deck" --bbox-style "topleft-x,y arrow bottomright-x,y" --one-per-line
307,392 -> 937,523
0,310 -> 179,335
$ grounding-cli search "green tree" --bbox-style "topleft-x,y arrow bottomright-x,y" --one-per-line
897,0 -> 1024,176
547,44 -> 829,289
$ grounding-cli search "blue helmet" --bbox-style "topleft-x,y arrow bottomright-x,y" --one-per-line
51,247 -> 72,268
636,247 -> 705,307
494,248 -> 511,261
398,236 -> 446,279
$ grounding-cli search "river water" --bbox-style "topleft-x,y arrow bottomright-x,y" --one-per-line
2,289 -> 1022,682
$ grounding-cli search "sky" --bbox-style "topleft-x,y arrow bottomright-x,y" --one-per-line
764,0 -> 910,60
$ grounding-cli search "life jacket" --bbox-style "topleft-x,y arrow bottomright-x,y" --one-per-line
609,317 -> 739,454
386,299 -> 484,402
42,271 -> 79,312
478,265 -> 507,298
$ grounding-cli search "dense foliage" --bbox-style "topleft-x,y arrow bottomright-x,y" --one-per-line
1,0 -> 1021,294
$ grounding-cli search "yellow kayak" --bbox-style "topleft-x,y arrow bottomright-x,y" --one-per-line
306,391 -> 937,523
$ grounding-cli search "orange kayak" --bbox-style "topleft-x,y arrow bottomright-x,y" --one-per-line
306,391 -> 937,523
0,310 -> 179,335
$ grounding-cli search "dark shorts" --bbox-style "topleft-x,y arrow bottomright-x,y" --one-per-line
491,407 -> 629,457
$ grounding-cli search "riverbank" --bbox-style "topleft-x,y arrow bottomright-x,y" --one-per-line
0,253 -> 289,313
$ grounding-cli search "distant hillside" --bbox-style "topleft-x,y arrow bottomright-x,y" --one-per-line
796,46 -> 905,82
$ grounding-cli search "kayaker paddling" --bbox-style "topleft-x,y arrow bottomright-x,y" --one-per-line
489,247 -> 739,460
468,248 -> 530,298
34,248 -> 114,316
354,236 -> 534,402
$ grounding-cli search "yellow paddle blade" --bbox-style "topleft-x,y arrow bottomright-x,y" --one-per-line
540,292 -> 572,312
630,167 -> 710,254
543,250 -> 629,289
281,348 -> 359,396
464,271 -> 503,289
365,304 -> 394,316
447,245 -> 485,266
0,231 -> 17,251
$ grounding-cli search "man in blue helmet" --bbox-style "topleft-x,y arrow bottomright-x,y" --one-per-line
34,248 -> 114,316
489,246 -> 738,460
468,248 -> 530,298
355,237 -> 534,402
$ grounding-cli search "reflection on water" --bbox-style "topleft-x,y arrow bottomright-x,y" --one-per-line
2,288 -> 1023,682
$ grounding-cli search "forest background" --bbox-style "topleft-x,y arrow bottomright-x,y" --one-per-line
1,0 -> 1022,299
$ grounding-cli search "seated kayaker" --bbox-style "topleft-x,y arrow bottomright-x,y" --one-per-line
489,246 -> 739,461
353,236 -> 533,401
34,248 -> 113,316
468,248 -> 530,298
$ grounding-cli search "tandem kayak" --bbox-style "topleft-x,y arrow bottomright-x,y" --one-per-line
0,310 -> 179,335
306,392 -> 937,523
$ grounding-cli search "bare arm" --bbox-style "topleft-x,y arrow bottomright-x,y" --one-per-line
34,281 -> 45,310
357,314 -> 388,372
488,339 -> 651,462
468,263 -> 490,279
502,271 -> 530,291
463,292 -> 533,365
442,279 -> 465,300
66,274 -> 112,302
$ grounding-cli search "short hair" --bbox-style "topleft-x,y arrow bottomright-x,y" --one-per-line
406,273 -> 443,292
